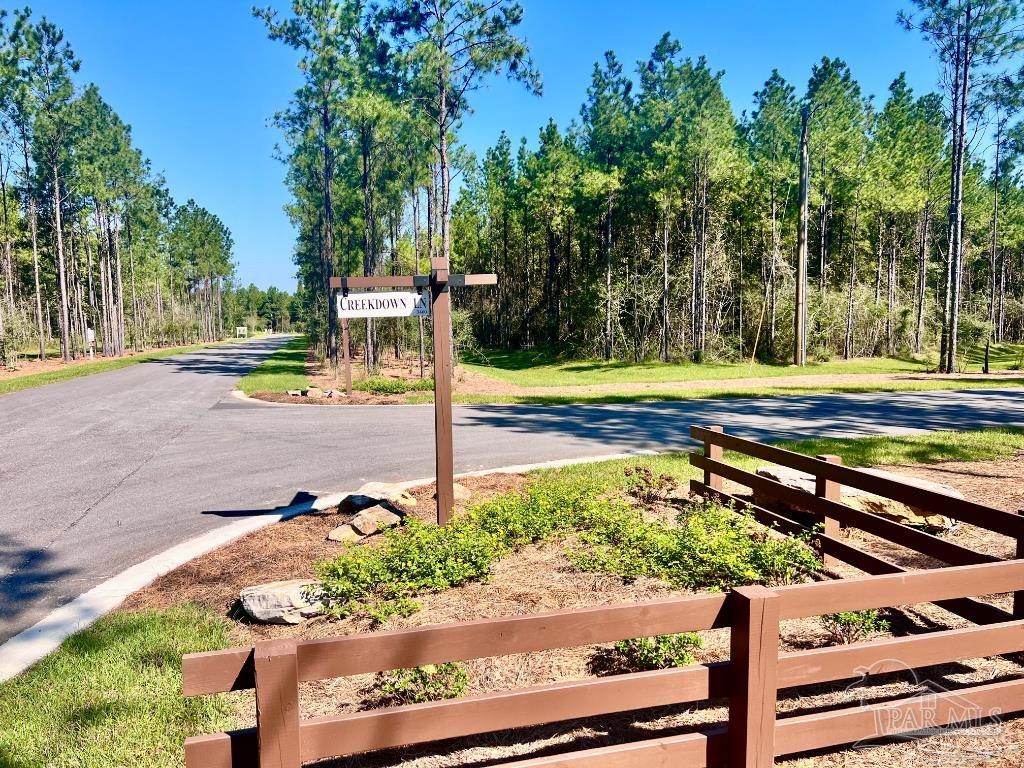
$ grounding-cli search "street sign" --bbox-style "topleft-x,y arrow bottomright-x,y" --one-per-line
330,264 -> 497,524
337,290 -> 430,319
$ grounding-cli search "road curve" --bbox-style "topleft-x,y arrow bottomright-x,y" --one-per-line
3,336 -> 1024,644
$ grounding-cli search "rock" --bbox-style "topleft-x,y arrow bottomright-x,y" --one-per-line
239,579 -> 322,625
287,390 -> 302,397
304,386 -> 324,398
327,524 -> 364,543
339,493 -> 379,514
357,481 -> 417,508
350,503 -> 404,535
755,465 -> 960,532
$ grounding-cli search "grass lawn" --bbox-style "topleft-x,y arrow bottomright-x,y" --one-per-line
235,333 -> 309,394
0,339 -> 242,397
462,348 -> 931,388
0,605 -> 235,768
963,342 -> 1024,372
537,426 -> 1024,489
410,373 -> 1024,405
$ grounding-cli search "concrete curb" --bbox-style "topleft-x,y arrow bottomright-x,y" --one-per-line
0,448 -> 656,682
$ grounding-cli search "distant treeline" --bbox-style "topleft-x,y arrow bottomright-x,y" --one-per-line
267,0 -> 1024,371
0,9 -> 293,365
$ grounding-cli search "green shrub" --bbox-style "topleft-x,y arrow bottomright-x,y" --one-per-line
569,499 -> 819,590
368,663 -> 469,707
354,376 -> 434,395
314,475 -> 819,626
820,610 -> 889,644
611,633 -> 703,671
315,517 -> 505,622
623,466 -> 675,507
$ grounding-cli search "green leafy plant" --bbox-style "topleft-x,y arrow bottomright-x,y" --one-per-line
623,466 -> 676,507
315,517 -> 505,622
569,499 -> 819,590
354,376 -> 435,395
314,478 -> 820,627
611,633 -> 703,671
367,663 -> 469,707
820,610 -> 889,644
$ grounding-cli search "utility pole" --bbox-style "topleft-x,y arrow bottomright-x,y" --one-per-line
795,105 -> 810,367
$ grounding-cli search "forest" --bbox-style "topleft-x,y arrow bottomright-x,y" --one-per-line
0,9 -> 294,368
267,0 -> 1024,374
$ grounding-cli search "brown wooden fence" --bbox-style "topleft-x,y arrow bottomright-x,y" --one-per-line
688,424 -> 1024,622
183,427 -> 1024,768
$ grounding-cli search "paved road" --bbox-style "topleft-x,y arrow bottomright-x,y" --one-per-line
3,335 -> 1024,643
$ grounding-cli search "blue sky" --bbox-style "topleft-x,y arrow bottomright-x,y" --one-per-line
29,1 -> 938,292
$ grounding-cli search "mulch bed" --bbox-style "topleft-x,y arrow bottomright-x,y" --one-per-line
124,455 -> 1024,768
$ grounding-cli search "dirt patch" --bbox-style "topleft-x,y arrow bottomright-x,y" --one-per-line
130,457 -> 1024,768
248,349 -> 452,405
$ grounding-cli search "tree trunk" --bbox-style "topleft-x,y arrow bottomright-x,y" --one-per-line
661,209 -> 669,362
915,180 -> 933,353
604,198 -> 613,360
794,105 -> 810,366
845,204 -> 860,359
23,139 -> 45,359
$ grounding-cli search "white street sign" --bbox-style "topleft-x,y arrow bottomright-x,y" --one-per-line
337,290 -> 430,319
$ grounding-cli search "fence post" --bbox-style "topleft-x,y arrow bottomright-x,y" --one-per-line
254,639 -> 301,768
814,454 -> 842,567
1015,509 -> 1024,620
728,584 -> 780,768
704,425 -> 724,492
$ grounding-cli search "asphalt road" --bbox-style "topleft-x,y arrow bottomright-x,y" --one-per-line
3,334 -> 1024,644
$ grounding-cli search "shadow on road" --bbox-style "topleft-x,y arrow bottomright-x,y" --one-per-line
456,388 -> 1024,451
0,533 -> 75,628
201,490 -> 318,517
142,337 -> 292,378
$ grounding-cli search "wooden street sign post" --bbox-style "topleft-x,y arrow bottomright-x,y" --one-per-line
330,258 -> 496,525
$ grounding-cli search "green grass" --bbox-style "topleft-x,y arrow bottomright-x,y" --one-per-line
0,340 -> 237,397
0,605 -> 235,768
407,374 -> 1024,406
462,348 -> 930,388
536,427 -> 1024,489
235,334 -> 309,394
963,342 -> 1024,372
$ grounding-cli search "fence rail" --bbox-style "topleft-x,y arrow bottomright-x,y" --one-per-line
183,426 -> 1024,768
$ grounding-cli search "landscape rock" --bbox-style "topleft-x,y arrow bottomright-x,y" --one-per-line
327,524 -> 364,544
357,481 -> 417,508
287,390 -> 302,397
453,483 -> 472,501
239,579 -> 322,625
755,465 -> 960,531
350,503 -> 404,535
339,493 -> 379,514
304,386 -> 324,398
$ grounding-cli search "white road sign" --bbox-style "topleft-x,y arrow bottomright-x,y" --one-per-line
337,290 -> 430,319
